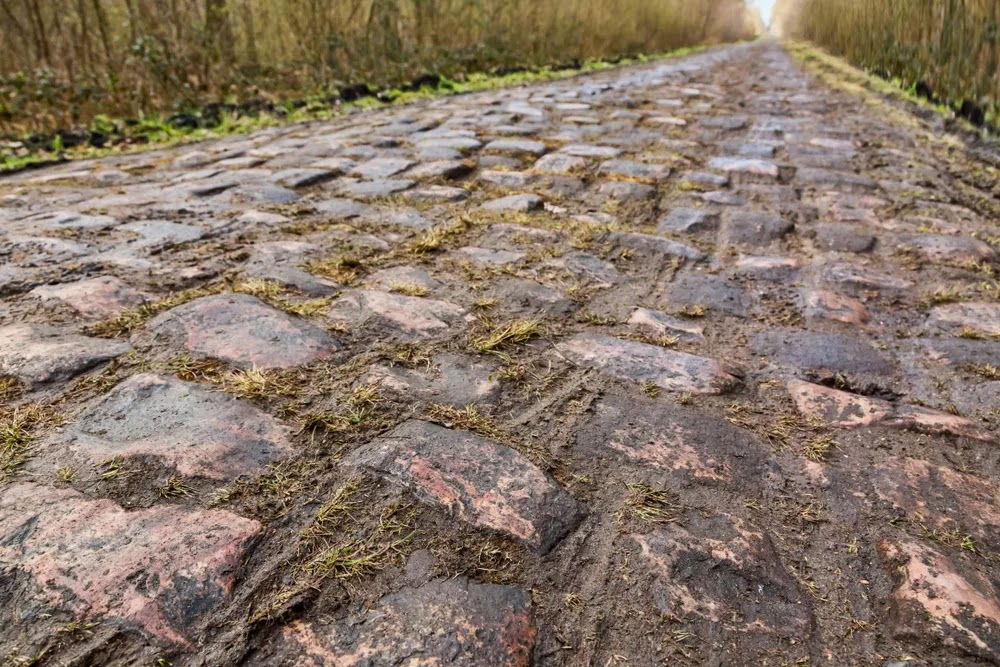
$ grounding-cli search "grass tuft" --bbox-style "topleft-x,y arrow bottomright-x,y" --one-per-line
221,367 -> 298,399
620,482 -> 681,524
470,318 -> 542,353
802,435 -> 837,462
158,475 -> 193,498
678,304 -> 708,318
1,406 -> 62,483
89,286 -> 221,337
389,282 -> 428,297
966,363 -> 1000,381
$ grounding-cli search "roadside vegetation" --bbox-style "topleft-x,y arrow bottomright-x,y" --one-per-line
0,0 -> 755,170
774,0 -> 1000,131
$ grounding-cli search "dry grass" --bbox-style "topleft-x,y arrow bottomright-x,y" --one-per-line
678,304 -> 708,318
966,363 -> 1000,381
297,384 -> 386,436
168,353 -> 225,383
89,286 -> 221,337
158,475 -> 194,498
407,217 -> 473,255
619,482 -> 681,524
221,367 -> 299,399
470,317 -> 542,353
0,0 -> 753,136
919,286 -> 967,309
1,405 -> 62,483
802,434 -> 837,462
426,403 -> 549,465
0,377 -> 22,404
389,282 -> 428,297
426,403 -> 507,441
299,479 -> 362,548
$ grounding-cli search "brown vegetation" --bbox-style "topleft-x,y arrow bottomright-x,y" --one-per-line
0,0 -> 754,136
775,0 -> 1000,127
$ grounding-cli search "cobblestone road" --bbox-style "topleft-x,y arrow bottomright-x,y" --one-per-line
2,40 -> 1000,666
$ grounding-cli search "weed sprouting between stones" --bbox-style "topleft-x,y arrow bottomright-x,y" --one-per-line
619,483 -> 681,525
1,405 -> 63,483
470,317 -> 542,354
89,285 -> 223,337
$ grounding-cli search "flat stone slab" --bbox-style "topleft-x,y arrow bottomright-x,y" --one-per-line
557,333 -> 741,394
787,380 -> 992,441
605,231 -> 706,261
820,263 -> 914,294
596,180 -> 655,201
795,167 -> 876,192
480,193 -> 544,213
631,514 -> 812,648
135,294 -> 339,368
0,324 -> 131,387
404,185 -> 469,202
350,157 -> 416,180
266,579 -> 536,666
404,159 -> 474,180
40,374 -> 293,480
880,539 -> 1000,662
349,420 -> 584,551
732,256 -> 801,281
897,233 -> 996,264
483,138 -> 547,156
804,289 -> 873,328
627,307 -> 704,342
542,251 -> 622,287
560,144 -> 621,158
337,179 -> 414,198
532,153 -> 587,174
0,483 -> 260,645
708,156 -> 782,182
663,274 -> 750,317
598,159 -> 670,182
814,223 -> 876,252
489,278 -> 574,316
577,394 -> 770,484
455,246 -> 527,267
30,276 -> 148,318
363,353 -> 501,407
366,265 -> 440,292
722,210 -> 794,246
478,169 -> 539,188
272,167 -> 335,188
926,302 -> 1000,336
919,337 -> 1000,367
752,330 -> 891,375
329,289 -> 466,340
875,456 -> 1000,550
657,207 -> 719,234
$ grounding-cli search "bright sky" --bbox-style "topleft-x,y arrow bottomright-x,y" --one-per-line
753,0 -> 777,25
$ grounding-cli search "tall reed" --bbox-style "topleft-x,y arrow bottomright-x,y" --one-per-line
0,0 -> 753,135
775,0 -> 1000,126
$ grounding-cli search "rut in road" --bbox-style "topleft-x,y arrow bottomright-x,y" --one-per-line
2,39 -> 1000,667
